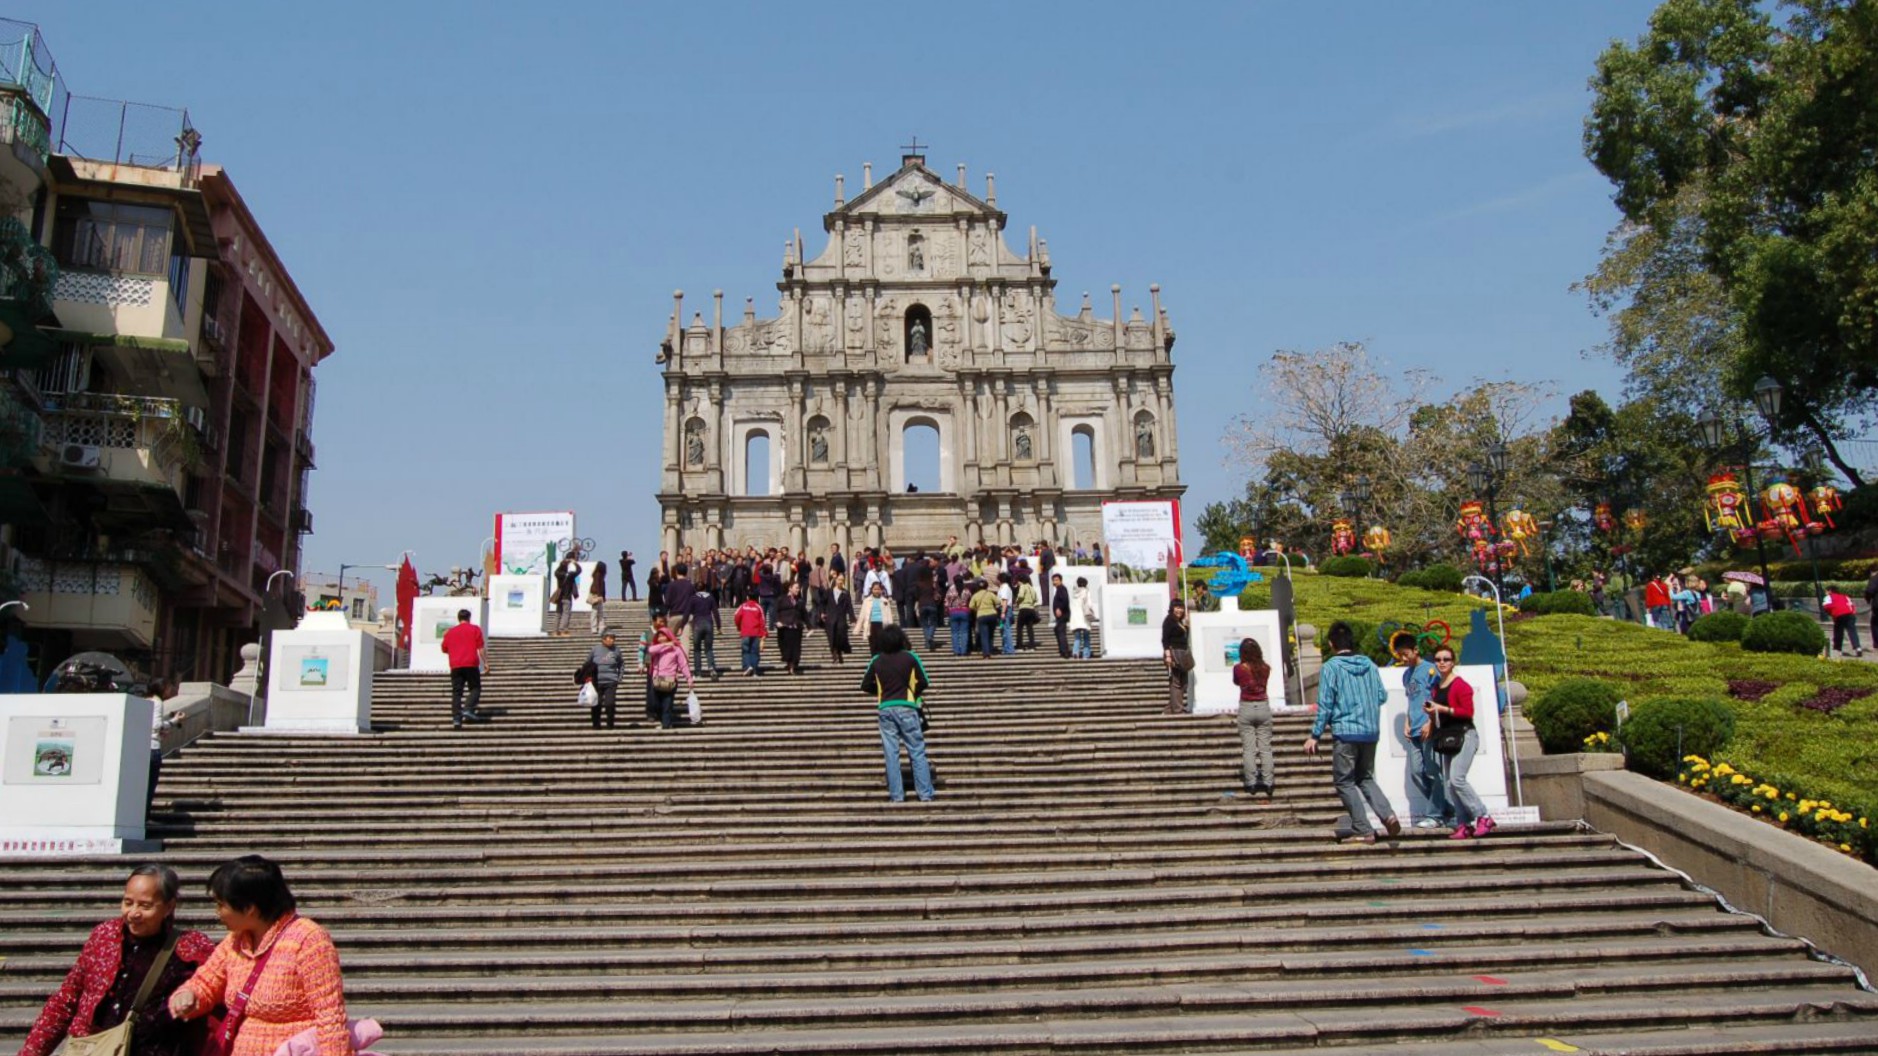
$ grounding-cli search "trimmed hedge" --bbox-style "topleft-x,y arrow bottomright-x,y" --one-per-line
1620,696 -> 1736,779
1527,677 -> 1623,755
1396,563 -> 1465,593
1741,611 -> 1828,656
1518,591 -> 1599,617
1319,555 -> 1374,578
1687,610 -> 1750,643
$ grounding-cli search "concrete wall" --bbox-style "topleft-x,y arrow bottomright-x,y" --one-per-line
1524,752 -> 1878,977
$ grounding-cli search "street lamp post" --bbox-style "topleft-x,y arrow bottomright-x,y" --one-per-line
1802,448 -> 1829,612
336,563 -> 400,620
1696,375 -> 1783,598
1467,442 -> 1509,600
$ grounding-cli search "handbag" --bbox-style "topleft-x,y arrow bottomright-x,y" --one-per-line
1171,648 -> 1195,673
652,676 -> 677,694
585,592 -> 603,607
53,929 -> 178,1056
1432,724 -> 1468,756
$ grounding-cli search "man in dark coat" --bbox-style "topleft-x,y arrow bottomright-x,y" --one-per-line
1051,573 -> 1072,658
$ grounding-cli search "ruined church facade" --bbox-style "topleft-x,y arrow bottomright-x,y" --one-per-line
656,149 -> 1184,555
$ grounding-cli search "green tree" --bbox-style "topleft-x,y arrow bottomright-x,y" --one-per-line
1195,497 -> 1258,556
1585,0 -> 1878,484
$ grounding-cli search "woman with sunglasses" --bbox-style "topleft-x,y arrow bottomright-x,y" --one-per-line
1424,649 -> 1494,839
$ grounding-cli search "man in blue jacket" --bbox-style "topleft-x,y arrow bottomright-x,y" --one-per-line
1303,621 -> 1401,843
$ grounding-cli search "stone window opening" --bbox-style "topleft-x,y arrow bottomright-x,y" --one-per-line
902,419 -> 940,493
744,430 -> 772,497
904,304 -> 933,362
1071,425 -> 1096,488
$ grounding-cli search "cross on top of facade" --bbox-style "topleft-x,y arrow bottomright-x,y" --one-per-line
900,136 -> 927,159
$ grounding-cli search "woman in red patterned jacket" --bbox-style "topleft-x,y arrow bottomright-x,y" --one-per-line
20,864 -> 215,1056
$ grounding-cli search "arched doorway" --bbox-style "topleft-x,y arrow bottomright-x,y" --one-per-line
902,419 -> 940,493
744,431 -> 771,497
1071,425 -> 1096,489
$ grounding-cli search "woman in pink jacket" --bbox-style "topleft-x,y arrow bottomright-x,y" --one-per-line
646,626 -> 696,729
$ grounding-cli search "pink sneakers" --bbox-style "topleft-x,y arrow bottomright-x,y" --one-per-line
1448,824 -> 1471,841
1450,816 -> 1496,841
1472,816 -> 1496,838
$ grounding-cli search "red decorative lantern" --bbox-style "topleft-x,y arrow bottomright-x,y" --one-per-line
1456,500 -> 1497,572
1593,502 -> 1616,534
1623,507 -> 1648,533
1330,518 -> 1357,556
1704,472 -> 1755,547
1763,482 -> 1808,555
1810,485 -> 1842,530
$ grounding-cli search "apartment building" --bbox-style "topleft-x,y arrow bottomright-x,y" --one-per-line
0,20 -> 332,683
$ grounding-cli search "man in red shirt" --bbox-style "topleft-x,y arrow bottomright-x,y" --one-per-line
440,609 -> 490,727
1643,573 -> 1672,630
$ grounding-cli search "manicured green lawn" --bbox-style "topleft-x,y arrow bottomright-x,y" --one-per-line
1234,572 -> 1878,812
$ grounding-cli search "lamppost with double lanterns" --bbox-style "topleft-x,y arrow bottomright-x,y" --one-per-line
1695,375 -> 1783,596
1343,474 -> 1373,574
1466,441 -> 1509,600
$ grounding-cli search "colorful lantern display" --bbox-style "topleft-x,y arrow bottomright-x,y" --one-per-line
1330,518 -> 1357,556
1501,508 -> 1539,558
1456,500 -> 1500,572
1704,472 -> 1756,546
1810,485 -> 1842,530
1762,481 -> 1817,554
1622,507 -> 1648,532
1363,525 -> 1392,553
1593,502 -> 1616,534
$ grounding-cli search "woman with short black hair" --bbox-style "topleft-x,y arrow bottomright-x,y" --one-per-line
168,854 -> 354,1054
21,864 -> 214,1056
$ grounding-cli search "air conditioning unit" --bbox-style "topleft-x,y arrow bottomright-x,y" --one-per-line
60,443 -> 102,469
184,405 -> 207,432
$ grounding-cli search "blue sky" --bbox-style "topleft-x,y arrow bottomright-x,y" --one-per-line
12,1 -> 1661,600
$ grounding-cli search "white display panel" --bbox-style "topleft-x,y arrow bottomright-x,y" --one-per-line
0,693 -> 151,846
495,511 -> 576,577
1100,499 -> 1182,570
410,595 -> 485,672
1099,583 -> 1172,659
1362,663 -> 1510,826
261,612 -> 374,734
1187,603 -> 1290,714
488,574 -> 548,638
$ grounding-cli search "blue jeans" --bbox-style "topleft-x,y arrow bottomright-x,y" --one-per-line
1408,737 -> 1453,822
948,612 -> 970,655
976,615 -> 999,657
1331,740 -> 1394,836
1000,617 -> 1014,655
760,596 -> 776,626
919,604 -> 941,650
741,636 -> 762,672
1443,727 -> 1490,825
878,706 -> 934,801
1072,628 -> 1091,659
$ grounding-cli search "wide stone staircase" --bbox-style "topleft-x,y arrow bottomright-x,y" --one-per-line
4,601 -> 1878,1053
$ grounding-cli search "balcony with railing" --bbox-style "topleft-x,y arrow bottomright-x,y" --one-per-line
0,90 -> 49,167
0,20 -> 64,125
39,391 -> 194,495
15,555 -> 160,649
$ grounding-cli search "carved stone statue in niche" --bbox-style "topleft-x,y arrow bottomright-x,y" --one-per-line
907,232 -> 925,271
805,298 -> 833,350
685,419 -> 706,467
810,421 -> 830,464
844,231 -> 864,267
1135,418 -> 1155,459
908,319 -> 929,357
1013,423 -> 1033,461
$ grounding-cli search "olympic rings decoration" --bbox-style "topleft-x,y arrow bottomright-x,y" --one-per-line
1374,619 -> 1453,652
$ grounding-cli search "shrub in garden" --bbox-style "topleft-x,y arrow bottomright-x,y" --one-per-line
1518,591 -> 1599,616
1527,678 -> 1622,754
1740,610 -> 1827,656
1687,611 -> 1749,643
1620,696 -> 1735,778
1396,563 -> 1464,593
1320,555 -> 1373,578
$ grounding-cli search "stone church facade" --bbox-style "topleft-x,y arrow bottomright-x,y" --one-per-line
656,148 -> 1184,556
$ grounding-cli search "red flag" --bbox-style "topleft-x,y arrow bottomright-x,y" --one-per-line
395,556 -> 420,650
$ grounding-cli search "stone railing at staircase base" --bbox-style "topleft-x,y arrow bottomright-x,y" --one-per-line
1523,752 -> 1878,979
157,679 -> 259,753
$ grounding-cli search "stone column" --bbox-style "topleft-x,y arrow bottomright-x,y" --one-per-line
957,374 -> 979,485
1111,373 -> 1135,484
789,503 -> 807,553
865,501 -> 883,549
996,497 -> 1013,546
832,375 -> 851,476
706,507 -> 724,551
861,375 -> 881,491
785,376 -> 806,492
1157,373 -> 1179,466
1032,375 -> 1055,484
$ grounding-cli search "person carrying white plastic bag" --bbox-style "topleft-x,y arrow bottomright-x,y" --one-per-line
686,688 -> 702,725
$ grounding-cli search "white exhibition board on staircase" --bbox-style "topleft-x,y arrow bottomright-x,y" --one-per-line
0,692 -> 152,852
259,611 -> 374,734
1364,662 -> 1510,825
409,595 -> 485,672
1186,600 -> 1290,714
488,574 -> 547,637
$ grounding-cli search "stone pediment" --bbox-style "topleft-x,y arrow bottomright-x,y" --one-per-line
825,158 -> 1005,230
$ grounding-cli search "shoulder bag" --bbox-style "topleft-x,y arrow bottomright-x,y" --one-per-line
199,920 -> 290,1056
1432,723 -> 1469,756
53,929 -> 179,1056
